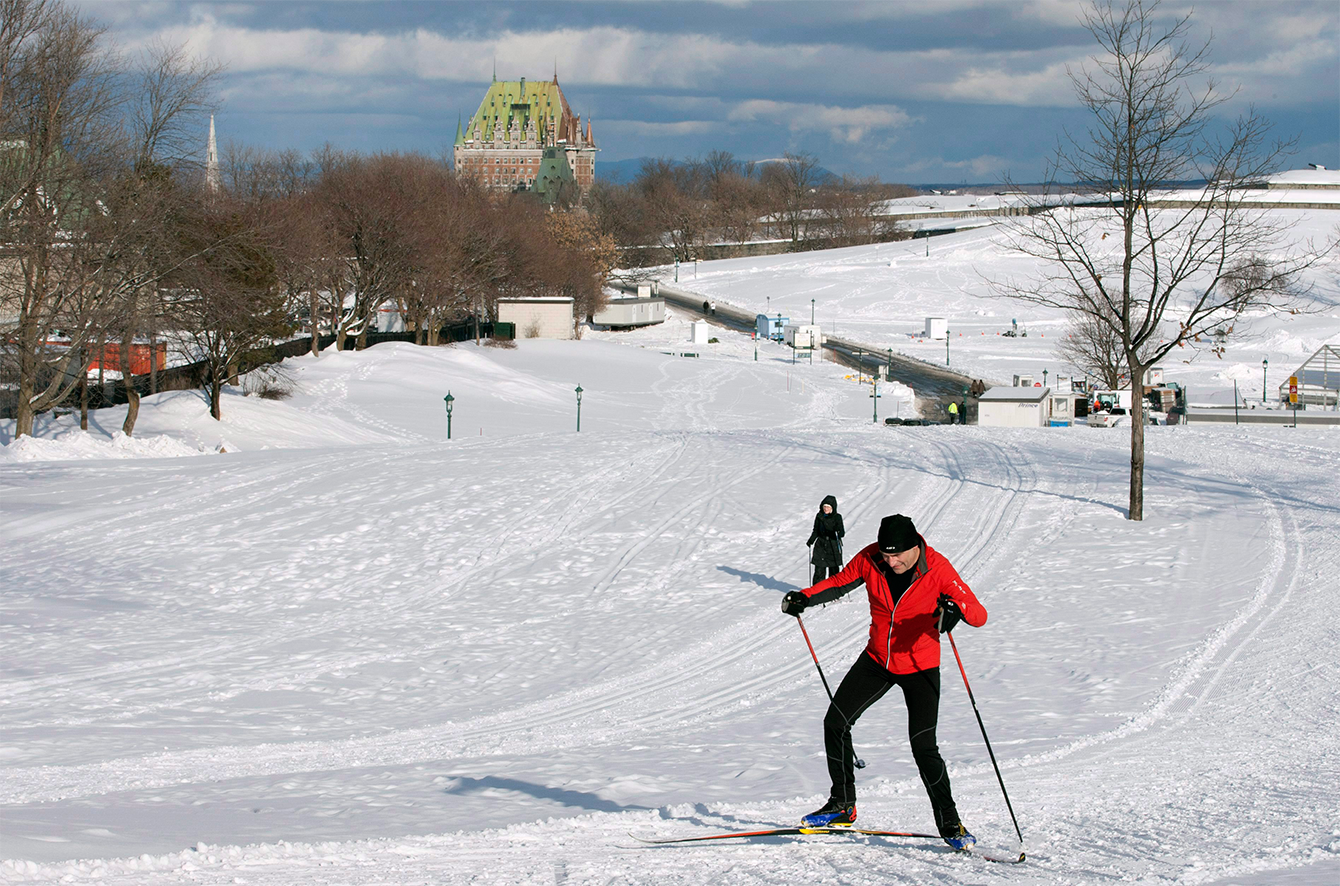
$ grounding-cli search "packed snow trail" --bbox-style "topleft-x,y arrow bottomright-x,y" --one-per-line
3,342 -> 1339,885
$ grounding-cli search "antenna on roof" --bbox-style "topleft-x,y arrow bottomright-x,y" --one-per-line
553,57 -> 558,83
492,57 -> 497,82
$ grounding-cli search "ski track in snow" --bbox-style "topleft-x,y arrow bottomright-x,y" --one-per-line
3,342 -> 1339,884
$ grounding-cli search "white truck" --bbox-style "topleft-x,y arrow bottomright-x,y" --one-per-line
1087,389 -> 1132,427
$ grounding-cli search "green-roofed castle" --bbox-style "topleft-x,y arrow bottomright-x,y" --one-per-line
454,74 -> 597,199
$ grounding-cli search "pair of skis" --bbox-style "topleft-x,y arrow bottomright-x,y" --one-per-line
630,825 -> 1026,864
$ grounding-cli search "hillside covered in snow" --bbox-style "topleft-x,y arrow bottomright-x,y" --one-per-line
3,300 -> 1339,884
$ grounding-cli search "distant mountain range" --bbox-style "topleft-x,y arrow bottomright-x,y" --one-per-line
596,156 -> 840,185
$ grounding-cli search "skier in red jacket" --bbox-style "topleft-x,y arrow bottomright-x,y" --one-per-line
780,513 -> 987,850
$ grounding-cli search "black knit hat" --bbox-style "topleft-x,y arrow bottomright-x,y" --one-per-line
878,514 -> 919,554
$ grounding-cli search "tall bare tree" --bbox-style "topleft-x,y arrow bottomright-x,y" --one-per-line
1056,312 -> 1127,390
762,151 -> 822,246
997,0 -> 1332,520
109,40 -> 219,435
1,0 -> 122,437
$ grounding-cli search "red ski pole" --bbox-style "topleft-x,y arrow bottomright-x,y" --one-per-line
795,615 -> 865,769
946,628 -> 1025,852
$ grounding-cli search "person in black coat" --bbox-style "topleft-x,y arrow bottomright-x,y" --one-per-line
806,494 -> 845,583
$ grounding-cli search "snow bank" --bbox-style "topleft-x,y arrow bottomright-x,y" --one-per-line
0,429 -> 203,463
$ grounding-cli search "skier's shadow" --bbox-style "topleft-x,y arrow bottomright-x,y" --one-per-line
439,775 -> 652,813
716,566 -> 799,594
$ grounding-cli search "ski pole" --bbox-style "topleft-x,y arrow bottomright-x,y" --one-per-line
945,627 -> 1024,850
795,614 -> 865,769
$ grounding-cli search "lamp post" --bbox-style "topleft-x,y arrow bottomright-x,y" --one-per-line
575,384 -> 583,432
945,328 -> 950,366
1262,358 -> 1268,404
811,298 -> 815,325
871,375 -> 881,423
443,391 -> 454,440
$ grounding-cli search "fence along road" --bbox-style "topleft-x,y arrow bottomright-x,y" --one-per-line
622,281 -> 980,421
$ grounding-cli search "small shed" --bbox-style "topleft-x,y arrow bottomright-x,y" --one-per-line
756,314 -> 789,341
497,297 -> 574,340
1048,375 -> 1075,424
689,320 -> 711,344
978,385 -> 1051,427
784,324 -> 822,350
593,297 -> 665,329
925,317 -> 948,340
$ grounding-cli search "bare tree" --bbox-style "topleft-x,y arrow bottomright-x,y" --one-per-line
996,0 -> 1332,520
762,151 -> 822,245
1,0 -> 123,437
545,210 -> 616,337
636,158 -> 709,263
815,175 -> 895,247
1056,312 -> 1127,390
108,40 -> 219,435
169,193 -> 289,420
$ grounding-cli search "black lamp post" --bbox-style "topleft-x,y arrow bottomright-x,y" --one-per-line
443,391 -> 454,440
945,328 -> 951,366
1262,358 -> 1268,404
811,298 -> 815,325
871,375 -> 881,423
575,384 -> 583,432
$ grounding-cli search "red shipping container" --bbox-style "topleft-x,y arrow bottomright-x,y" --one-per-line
89,342 -> 167,376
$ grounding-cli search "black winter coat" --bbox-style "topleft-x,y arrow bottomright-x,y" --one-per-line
806,495 -> 845,568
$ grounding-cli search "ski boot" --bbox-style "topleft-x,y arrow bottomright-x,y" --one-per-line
801,798 -> 857,828
941,821 -> 977,851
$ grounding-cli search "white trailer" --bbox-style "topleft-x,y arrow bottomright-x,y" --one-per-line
977,385 -> 1051,427
784,324 -> 823,350
592,297 -> 665,329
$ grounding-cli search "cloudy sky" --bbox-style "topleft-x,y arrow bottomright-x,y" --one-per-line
79,0 -> 1338,184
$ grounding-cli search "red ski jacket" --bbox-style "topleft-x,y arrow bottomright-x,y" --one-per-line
800,537 -> 986,674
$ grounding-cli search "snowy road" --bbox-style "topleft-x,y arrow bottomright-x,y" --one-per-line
3,340 -> 1339,884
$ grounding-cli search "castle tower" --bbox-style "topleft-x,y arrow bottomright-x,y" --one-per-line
452,74 -> 598,197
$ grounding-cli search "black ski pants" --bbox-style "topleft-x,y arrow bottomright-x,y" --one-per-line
813,562 -> 839,584
823,653 -> 959,831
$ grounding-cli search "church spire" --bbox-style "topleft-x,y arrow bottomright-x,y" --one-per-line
206,114 -> 220,193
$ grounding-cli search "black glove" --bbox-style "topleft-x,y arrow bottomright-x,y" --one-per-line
781,591 -> 808,617
936,594 -> 963,633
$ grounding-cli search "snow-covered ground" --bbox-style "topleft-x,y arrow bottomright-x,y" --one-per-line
4,304 -> 1340,884
674,200 -> 1339,406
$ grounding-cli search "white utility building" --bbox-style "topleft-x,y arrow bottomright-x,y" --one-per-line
924,317 -> 948,340
592,297 -> 665,329
784,324 -> 822,350
977,385 -> 1052,427
497,297 -> 574,339
689,320 -> 711,344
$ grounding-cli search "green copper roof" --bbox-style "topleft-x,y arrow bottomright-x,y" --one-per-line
464,77 -> 575,143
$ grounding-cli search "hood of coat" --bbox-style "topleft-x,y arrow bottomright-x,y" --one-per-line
820,494 -> 838,514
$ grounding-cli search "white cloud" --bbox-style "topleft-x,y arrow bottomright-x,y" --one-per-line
728,99 -> 914,143
933,56 -> 1082,106
599,119 -> 717,137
